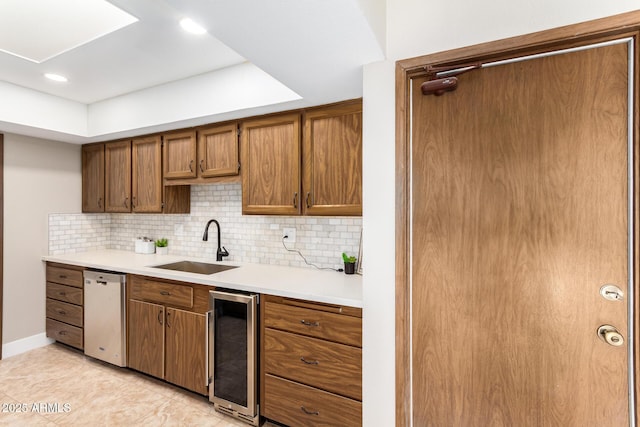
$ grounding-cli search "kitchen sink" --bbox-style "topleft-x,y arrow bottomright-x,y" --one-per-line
151,261 -> 238,275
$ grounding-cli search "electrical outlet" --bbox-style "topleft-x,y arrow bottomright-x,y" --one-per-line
282,227 -> 296,243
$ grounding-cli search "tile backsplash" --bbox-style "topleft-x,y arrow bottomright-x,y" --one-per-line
49,183 -> 362,270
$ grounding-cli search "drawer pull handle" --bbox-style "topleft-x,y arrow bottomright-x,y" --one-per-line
58,310 -> 66,315
58,291 -> 66,296
300,357 -> 319,365
160,291 -> 171,296
300,320 -> 319,327
300,406 -> 319,416
59,331 -> 67,336
59,275 -> 67,279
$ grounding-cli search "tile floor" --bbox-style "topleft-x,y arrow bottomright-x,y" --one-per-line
0,343 -> 273,426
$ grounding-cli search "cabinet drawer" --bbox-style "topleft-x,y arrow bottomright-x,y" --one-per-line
46,298 -> 83,327
46,318 -> 83,350
264,328 -> 361,400
263,374 -> 361,427
130,276 -> 193,308
46,265 -> 83,288
46,282 -> 83,305
264,301 -> 362,347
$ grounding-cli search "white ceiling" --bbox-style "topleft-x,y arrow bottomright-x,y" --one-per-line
0,0 -> 384,143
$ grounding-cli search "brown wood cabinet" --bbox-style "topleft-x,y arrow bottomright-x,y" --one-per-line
128,299 -> 165,378
82,143 -> 105,212
241,100 -> 362,216
163,131 -> 197,179
241,113 -> 301,215
165,307 -> 207,394
85,137 -> 189,214
45,263 -> 84,350
303,100 -> 362,216
127,275 -> 208,395
105,140 -> 132,213
163,123 -> 240,185
132,136 -> 163,213
261,295 -> 363,426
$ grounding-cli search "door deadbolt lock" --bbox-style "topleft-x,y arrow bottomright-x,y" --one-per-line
599,284 -> 624,301
597,325 -> 624,347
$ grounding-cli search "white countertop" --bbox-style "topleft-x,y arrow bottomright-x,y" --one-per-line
42,250 -> 362,308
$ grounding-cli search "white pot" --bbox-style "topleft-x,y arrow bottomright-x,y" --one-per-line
156,247 -> 168,255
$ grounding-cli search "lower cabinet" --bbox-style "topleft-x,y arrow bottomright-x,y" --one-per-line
45,263 -> 85,350
261,295 -> 363,426
127,276 -> 208,395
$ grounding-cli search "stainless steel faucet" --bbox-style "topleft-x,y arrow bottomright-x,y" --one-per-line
202,219 -> 229,261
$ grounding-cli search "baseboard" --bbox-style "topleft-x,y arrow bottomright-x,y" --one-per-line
2,333 -> 54,359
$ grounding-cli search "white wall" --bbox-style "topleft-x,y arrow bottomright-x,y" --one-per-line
2,133 -> 81,345
361,2 -> 639,425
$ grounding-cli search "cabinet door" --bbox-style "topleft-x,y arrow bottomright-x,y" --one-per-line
128,300 -> 165,378
132,136 -> 163,213
241,113 -> 301,215
303,101 -> 362,215
82,143 -> 105,212
163,131 -> 197,179
105,140 -> 131,212
165,307 -> 208,395
198,123 -> 239,178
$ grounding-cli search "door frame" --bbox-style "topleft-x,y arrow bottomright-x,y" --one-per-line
395,11 -> 640,426
0,134 -> 3,360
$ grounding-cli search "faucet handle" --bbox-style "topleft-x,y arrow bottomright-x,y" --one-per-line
219,246 -> 229,257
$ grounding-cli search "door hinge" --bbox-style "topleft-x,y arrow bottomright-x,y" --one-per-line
237,162 -> 241,172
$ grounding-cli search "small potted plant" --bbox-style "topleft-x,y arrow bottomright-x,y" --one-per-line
342,252 -> 357,275
155,238 -> 169,255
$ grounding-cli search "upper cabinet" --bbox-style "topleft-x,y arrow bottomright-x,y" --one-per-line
105,140 -> 132,213
241,99 -> 362,216
198,122 -> 239,178
241,113 -> 302,215
88,138 -> 188,214
163,122 -> 240,184
82,143 -> 105,213
303,101 -> 362,216
163,131 -> 197,180
132,136 -> 163,213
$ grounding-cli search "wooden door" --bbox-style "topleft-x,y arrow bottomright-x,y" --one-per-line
241,113 -> 301,215
105,140 -> 131,213
198,122 -> 239,178
163,131 -> 196,179
303,101 -> 362,216
81,143 -> 105,213
132,136 -> 162,213
128,299 -> 164,379
403,41 -> 632,425
165,307 -> 207,395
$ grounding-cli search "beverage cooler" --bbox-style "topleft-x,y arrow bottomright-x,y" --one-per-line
208,289 -> 259,426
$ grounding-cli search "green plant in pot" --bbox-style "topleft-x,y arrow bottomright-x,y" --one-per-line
342,252 -> 357,275
156,238 -> 168,255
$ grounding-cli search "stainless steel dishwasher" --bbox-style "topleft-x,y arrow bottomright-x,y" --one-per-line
83,270 -> 127,367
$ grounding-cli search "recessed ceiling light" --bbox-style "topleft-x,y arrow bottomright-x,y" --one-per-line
180,18 -> 207,35
45,73 -> 68,83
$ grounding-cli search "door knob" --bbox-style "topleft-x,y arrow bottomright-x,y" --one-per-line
597,325 -> 624,347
